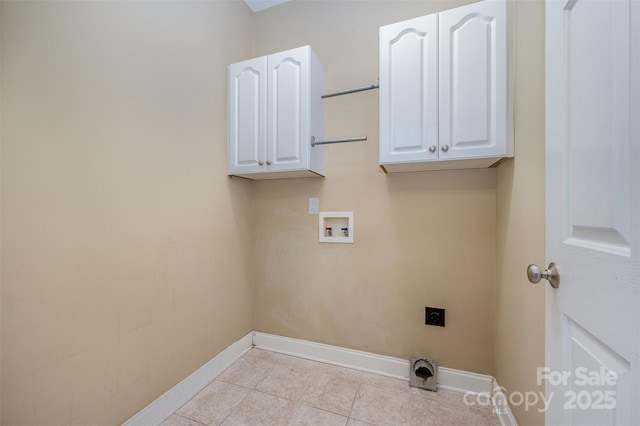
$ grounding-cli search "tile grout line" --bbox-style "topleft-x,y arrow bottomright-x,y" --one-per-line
346,382 -> 363,425
173,412 -> 207,426
218,379 -> 252,426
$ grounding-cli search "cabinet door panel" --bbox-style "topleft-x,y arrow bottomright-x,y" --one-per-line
380,14 -> 438,165
439,0 -> 507,160
228,57 -> 267,174
267,47 -> 309,171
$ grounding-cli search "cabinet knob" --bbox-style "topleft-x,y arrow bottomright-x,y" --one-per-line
441,144 -> 449,152
429,145 -> 437,153
266,160 -> 272,165
258,161 -> 264,166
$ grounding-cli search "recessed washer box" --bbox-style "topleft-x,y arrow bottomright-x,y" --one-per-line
319,211 -> 353,244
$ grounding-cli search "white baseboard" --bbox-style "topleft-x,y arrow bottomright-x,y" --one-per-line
253,332 -> 409,379
123,331 -> 517,426
492,378 -> 519,426
253,332 -> 494,395
122,332 -> 253,426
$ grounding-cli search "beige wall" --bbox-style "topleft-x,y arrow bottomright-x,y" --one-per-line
0,1 -> 254,424
251,2 -> 547,424
251,0 -> 497,375
494,1 -> 546,425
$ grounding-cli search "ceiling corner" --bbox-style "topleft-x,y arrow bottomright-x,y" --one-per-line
243,0 -> 291,13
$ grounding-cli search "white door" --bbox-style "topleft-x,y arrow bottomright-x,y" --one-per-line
228,56 -> 267,175
379,13 -> 438,165
545,1 -> 639,425
267,46 -> 309,172
439,0 -> 507,161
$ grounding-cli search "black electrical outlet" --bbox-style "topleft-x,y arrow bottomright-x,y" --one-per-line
425,307 -> 445,327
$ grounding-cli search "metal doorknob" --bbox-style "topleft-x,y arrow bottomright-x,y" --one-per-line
429,145 -> 437,153
527,263 -> 559,288
441,144 -> 450,152
258,161 -> 264,166
266,160 -> 272,165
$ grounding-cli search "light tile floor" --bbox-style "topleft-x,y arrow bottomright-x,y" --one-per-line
162,348 -> 501,426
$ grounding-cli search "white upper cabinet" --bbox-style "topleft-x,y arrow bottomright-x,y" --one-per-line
228,46 -> 326,179
380,0 -> 512,172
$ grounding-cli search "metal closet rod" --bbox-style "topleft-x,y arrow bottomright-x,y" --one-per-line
321,83 -> 379,99
311,136 -> 367,147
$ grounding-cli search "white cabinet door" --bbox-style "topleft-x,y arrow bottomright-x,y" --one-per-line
546,1 -> 639,424
439,0 -> 507,160
267,46 -> 309,172
228,57 -> 267,175
379,14 -> 438,165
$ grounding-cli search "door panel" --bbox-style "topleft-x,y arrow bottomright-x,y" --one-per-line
546,0 -> 639,424
564,0 -> 631,255
565,319 -> 631,426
